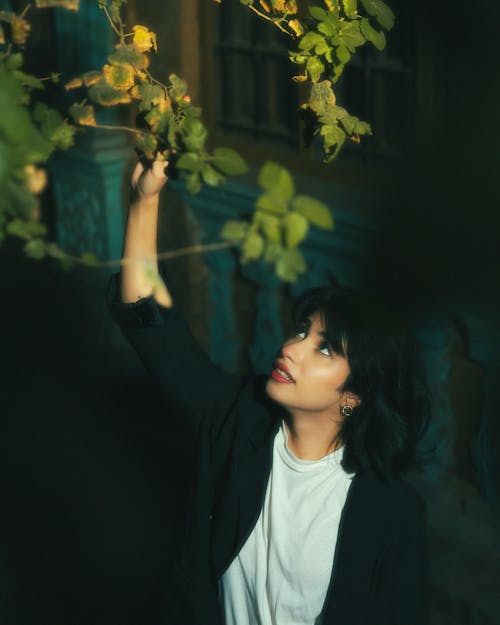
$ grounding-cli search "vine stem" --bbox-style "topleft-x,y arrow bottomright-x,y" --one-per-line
101,5 -> 122,39
20,3 -> 31,19
246,5 -> 291,36
90,123 -> 149,137
52,241 -> 235,268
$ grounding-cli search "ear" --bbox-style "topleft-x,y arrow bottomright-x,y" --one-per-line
341,391 -> 362,408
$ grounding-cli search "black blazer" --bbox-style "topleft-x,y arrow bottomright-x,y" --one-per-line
109,279 -> 429,625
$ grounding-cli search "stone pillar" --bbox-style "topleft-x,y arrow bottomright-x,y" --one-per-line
49,0 -> 129,263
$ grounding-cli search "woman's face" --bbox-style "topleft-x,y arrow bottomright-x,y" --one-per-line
266,311 -> 353,420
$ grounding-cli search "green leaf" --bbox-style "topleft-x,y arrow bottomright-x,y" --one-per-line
145,105 -> 172,134
275,247 -> 306,282
318,20 -> 337,37
332,61 -> 346,82
201,164 -> 221,186
242,230 -> 264,263
308,6 -> 328,21
176,152 -> 201,172
320,123 -> 346,159
34,100 -> 75,150
182,118 -> 208,152
6,53 -> 23,70
353,118 -> 371,135
315,38 -> 331,56
134,82 -> 165,111
318,103 -> 349,125
135,133 -> 158,158
360,0 -> 395,30
12,70 -> 44,90
307,56 -> 325,83
256,192 -> 288,216
220,220 -> 249,241
264,241 -> 283,263
292,195 -> 334,229
108,45 -> 146,68
339,20 -> 366,51
341,0 -> 358,18
283,212 -> 308,247
212,147 -> 248,176
6,218 -> 47,240
360,16 -> 386,50
288,51 -> 308,65
50,121 -> 75,150
68,103 -> 96,126
309,80 -> 336,114
169,73 -> 188,100
298,31 -> 325,51
336,45 -> 351,63
88,80 -> 132,106
258,161 -> 294,202
185,171 -> 202,194
24,238 -> 46,260
255,211 -> 281,242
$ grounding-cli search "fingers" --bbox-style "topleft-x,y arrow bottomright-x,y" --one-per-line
151,157 -> 169,180
131,160 -> 145,187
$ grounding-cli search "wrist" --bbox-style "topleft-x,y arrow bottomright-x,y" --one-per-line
129,190 -> 160,210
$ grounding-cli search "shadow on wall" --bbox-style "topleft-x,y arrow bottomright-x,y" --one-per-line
0,241 -> 193,624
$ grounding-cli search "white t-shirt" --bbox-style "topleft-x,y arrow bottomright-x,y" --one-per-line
219,421 -> 355,625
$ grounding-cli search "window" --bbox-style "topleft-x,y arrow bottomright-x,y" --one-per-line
201,0 -> 419,184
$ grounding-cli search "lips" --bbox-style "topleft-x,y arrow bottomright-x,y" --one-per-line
271,362 -> 295,383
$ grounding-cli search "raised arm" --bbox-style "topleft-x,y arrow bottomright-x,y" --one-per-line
109,157 -> 244,441
121,156 -> 172,307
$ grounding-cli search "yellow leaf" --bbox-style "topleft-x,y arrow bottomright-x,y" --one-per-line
82,71 -> 102,87
102,63 -> 135,91
35,0 -> 79,9
292,74 -> 307,82
69,103 -> 96,127
285,0 -> 298,13
132,25 -> 157,53
24,165 -> 47,195
288,19 -> 304,36
11,16 -> 31,46
271,0 -> 285,11
64,77 -> 83,91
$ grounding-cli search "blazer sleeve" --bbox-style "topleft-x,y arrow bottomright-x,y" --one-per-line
107,273 -> 243,440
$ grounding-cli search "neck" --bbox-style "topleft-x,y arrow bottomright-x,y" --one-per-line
284,414 -> 343,461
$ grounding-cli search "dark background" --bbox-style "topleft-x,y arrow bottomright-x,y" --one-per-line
1,0 -> 499,623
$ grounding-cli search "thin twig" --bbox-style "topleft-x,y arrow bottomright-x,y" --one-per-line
247,5 -> 291,36
20,3 -> 31,19
51,241 -> 235,268
90,123 -> 149,137
101,5 -> 122,39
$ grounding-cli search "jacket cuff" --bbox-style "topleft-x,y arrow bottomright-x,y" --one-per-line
106,272 -> 174,330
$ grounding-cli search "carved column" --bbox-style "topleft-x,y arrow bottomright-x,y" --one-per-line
49,0 -> 129,263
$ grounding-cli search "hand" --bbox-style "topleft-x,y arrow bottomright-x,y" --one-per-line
130,154 -> 169,201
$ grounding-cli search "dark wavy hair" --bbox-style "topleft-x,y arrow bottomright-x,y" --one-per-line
292,286 -> 431,482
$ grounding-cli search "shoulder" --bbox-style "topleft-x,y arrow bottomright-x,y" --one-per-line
355,471 -> 426,516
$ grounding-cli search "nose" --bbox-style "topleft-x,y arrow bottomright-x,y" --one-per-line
281,337 -> 303,363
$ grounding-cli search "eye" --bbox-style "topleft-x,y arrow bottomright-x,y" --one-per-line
318,341 -> 332,357
295,322 -> 308,339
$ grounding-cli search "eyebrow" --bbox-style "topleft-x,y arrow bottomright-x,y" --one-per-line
304,316 -> 329,340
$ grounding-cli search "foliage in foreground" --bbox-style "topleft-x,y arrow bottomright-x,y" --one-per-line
0,0 -> 394,282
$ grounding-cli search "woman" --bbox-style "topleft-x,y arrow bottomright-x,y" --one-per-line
108,158 -> 430,625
